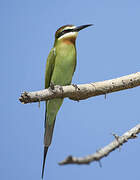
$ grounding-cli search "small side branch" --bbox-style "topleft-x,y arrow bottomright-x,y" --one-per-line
59,124 -> 140,165
19,72 -> 140,104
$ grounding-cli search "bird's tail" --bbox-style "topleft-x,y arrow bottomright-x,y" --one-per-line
41,112 -> 56,179
42,98 -> 63,178
42,146 -> 49,179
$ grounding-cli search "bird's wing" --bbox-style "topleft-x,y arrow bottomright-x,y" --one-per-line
44,48 -> 56,126
45,48 -> 56,89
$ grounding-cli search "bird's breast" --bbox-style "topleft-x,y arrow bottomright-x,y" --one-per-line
51,44 -> 76,85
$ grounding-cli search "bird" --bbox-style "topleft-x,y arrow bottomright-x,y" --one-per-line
42,24 -> 93,178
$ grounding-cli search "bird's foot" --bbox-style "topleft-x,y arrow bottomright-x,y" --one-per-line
50,82 -> 55,90
49,82 -> 56,93
72,84 -> 80,91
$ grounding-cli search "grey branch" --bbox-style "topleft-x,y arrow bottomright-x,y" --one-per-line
19,72 -> 140,104
59,124 -> 140,165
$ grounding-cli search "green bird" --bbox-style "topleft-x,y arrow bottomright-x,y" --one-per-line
42,24 -> 93,178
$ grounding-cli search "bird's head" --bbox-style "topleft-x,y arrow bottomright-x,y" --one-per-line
54,24 -> 93,45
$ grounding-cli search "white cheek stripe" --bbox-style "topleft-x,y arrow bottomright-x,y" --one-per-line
58,32 -> 78,40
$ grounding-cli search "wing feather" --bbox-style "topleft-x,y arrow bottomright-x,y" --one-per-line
44,48 -> 56,126
45,48 -> 56,89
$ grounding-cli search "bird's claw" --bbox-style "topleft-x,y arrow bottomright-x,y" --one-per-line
50,82 -> 55,90
72,84 -> 80,91
49,82 -> 56,93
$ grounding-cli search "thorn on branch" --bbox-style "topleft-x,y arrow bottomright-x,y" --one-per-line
98,160 -> 102,168
112,133 -> 120,140
131,133 -> 138,139
38,101 -> 40,108
71,84 -> 80,102
112,133 -> 122,151
95,149 -> 102,167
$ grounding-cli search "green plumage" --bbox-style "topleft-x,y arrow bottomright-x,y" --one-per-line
45,40 -> 76,144
42,38 -> 76,178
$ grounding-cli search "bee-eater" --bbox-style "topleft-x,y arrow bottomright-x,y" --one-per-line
42,24 -> 93,178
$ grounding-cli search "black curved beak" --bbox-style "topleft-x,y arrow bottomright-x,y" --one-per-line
74,24 -> 93,32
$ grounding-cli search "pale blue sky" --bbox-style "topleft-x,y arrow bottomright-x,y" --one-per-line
1,0 -> 140,180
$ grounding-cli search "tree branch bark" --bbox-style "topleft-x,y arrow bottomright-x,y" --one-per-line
19,72 -> 140,104
58,124 -> 140,165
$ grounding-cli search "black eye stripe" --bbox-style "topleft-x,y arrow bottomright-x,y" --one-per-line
64,29 -> 73,33
57,29 -> 74,38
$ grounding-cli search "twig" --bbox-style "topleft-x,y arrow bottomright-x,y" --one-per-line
58,124 -> 140,165
19,72 -> 140,104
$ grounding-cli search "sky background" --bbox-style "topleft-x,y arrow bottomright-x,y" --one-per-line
1,0 -> 140,179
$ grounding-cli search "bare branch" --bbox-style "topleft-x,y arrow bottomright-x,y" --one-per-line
19,72 -> 140,104
59,124 -> 140,165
